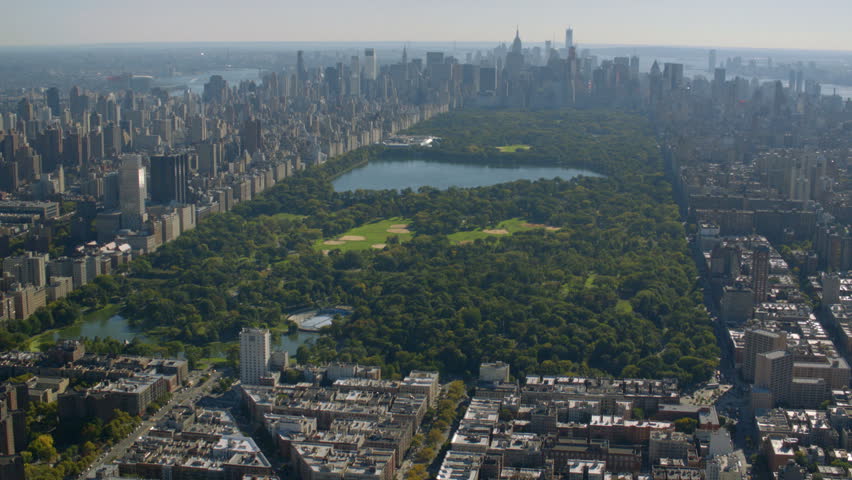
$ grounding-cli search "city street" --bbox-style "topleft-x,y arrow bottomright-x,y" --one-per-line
78,369 -> 223,479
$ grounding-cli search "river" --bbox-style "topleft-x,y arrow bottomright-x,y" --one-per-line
153,68 -> 261,96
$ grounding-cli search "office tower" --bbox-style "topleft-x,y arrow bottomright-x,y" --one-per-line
426,52 -> 445,67
662,63 -> 684,90
69,86 -> 87,120
629,56 -> 640,80
46,87 -> 61,117
752,245 -> 770,302
462,64 -> 481,92
63,130 -> 83,168
349,56 -> 361,96
39,126 -> 63,172
202,75 -> 229,103
743,328 -> 787,382
297,50 -> 307,85
240,328 -> 271,385
565,27 -> 574,49
104,172 -> 120,210
505,29 -> 524,79
149,153 -> 189,205
89,128 -> 104,160
364,48 -> 378,81
16,98 -> 33,123
480,67 -> 497,93
714,68 -> 726,85
119,155 -> 146,230
103,123 -> 122,156
241,118 -> 262,154
708,50 -> 717,73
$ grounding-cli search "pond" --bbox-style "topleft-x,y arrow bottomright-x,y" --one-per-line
38,308 -> 319,356
332,156 -> 602,192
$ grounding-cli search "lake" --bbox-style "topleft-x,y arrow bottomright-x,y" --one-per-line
332,157 -> 603,192
38,309 -> 318,356
45,313 -> 145,345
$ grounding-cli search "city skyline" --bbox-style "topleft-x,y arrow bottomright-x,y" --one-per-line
2,0 -> 852,51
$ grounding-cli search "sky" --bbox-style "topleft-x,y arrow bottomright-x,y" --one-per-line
2,0 -> 852,51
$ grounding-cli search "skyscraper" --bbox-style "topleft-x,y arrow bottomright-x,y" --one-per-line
119,155 -> 146,230
708,50 -> 717,73
349,55 -> 361,96
149,153 -> 189,205
364,48 -> 378,81
297,50 -> 307,85
46,87 -> 61,117
505,29 -> 525,80
241,117 -> 262,154
240,328 -> 271,385
565,27 -> 574,50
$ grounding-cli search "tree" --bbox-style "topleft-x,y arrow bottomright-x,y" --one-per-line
27,434 -> 57,462
674,417 -> 698,434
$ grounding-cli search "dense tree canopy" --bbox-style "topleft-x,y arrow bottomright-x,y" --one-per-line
1,109 -> 719,384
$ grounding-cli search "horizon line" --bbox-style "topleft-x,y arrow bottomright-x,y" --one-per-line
0,39 -> 850,55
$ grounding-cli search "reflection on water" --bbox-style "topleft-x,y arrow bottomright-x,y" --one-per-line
48,314 -> 145,344
333,157 -> 603,192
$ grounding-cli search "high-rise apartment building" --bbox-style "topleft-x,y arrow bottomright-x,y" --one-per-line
240,328 -> 271,385
743,328 -> 787,382
752,245 -> 770,303
119,155 -> 146,230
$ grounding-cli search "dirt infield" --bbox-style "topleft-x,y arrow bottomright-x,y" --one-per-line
339,235 -> 367,241
483,229 -> 510,235
371,244 -> 387,249
523,222 -> 560,231
387,228 -> 411,234
323,240 -> 346,245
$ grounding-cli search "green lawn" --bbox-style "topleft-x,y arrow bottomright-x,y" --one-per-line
270,212 -> 306,221
449,218 -> 553,244
496,144 -> 532,153
315,217 -> 414,252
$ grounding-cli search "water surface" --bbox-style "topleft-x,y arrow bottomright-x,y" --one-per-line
333,157 -> 602,192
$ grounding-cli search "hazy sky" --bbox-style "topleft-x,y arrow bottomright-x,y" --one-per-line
2,0 -> 851,51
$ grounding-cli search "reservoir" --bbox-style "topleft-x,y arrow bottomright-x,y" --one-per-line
332,157 -> 602,192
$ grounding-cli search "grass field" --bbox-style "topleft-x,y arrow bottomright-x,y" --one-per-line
270,212 -> 306,221
496,144 -> 532,153
315,217 -> 414,252
448,218 -> 555,244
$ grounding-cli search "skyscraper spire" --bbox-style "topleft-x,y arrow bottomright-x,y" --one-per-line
511,27 -> 522,54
